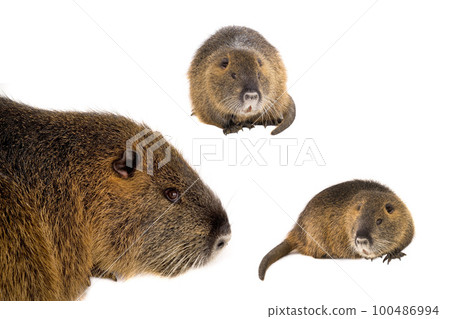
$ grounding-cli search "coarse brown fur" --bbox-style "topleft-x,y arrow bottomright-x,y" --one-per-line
259,180 -> 414,280
188,26 -> 296,135
0,96 -> 231,300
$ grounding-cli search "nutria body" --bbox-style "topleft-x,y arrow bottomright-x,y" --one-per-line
259,180 -> 414,280
0,97 -> 231,300
188,26 -> 296,135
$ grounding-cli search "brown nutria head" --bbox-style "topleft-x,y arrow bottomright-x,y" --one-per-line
349,191 -> 414,259
91,133 -> 231,278
0,97 -> 231,300
207,49 -> 271,116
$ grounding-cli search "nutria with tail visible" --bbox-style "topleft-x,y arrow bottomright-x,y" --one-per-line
188,26 -> 296,135
0,96 -> 231,300
259,180 -> 414,280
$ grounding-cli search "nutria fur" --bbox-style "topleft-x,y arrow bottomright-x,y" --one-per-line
0,96 -> 231,300
259,180 -> 414,280
188,26 -> 296,135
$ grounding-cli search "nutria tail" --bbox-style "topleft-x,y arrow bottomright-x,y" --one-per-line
258,240 -> 293,280
271,96 -> 296,135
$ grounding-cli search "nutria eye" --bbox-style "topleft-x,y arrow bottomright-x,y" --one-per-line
376,219 -> 383,225
385,204 -> 394,214
164,188 -> 180,202
221,58 -> 229,69
257,58 -> 263,66
231,72 -> 237,79
257,72 -> 261,79
356,204 -> 361,211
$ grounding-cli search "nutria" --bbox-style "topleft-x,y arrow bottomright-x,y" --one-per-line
0,96 -> 231,300
259,180 -> 414,280
188,26 -> 296,135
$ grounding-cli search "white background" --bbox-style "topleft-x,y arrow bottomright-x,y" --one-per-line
1,0 -> 449,318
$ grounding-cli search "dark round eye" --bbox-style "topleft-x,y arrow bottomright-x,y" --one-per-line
376,218 -> 383,225
221,58 -> 229,69
356,204 -> 361,211
385,204 -> 394,214
164,188 -> 180,203
257,58 -> 262,66
257,72 -> 261,79
231,72 -> 237,79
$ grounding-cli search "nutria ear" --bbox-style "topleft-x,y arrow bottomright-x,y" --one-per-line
113,150 -> 140,179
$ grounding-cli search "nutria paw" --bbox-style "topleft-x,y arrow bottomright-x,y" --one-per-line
383,251 -> 406,264
91,265 -> 118,282
261,117 -> 283,127
241,122 -> 255,130
100,272 -> 117,282
223,117 -> 243,134
223,124 -> 243,135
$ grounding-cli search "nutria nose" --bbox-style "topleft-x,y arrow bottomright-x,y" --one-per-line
214,234 -> 231,251
244,92 -> 259,101
355,237 -> 370,246
355,227 -> 373,246
213,222 -> 231,251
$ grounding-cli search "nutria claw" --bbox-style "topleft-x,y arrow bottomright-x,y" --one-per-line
383,251 -> 406,264
91,265 -> 118,282
241,122 -> 255,130
102,272 -> 118,282
223,121 -> 254,134
223,124 -> 243,135
262,118 -> 283,128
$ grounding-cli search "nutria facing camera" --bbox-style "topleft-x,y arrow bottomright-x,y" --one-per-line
0,97 -> 231,300
188,26 -> 296,135
259,180 -> 414,280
